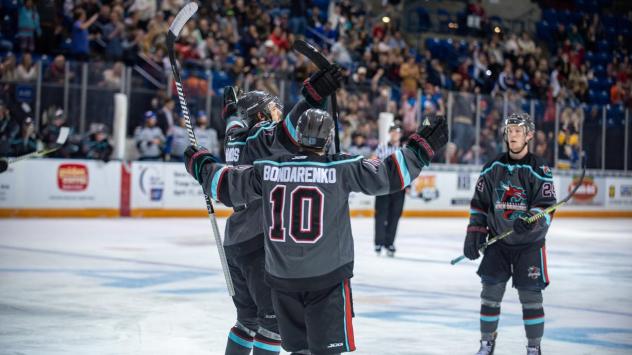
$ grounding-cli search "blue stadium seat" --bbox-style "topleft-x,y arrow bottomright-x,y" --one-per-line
597,51 -> 611,66
437,8 -> 452,32
588,78 -> 600,91
597,40 -> 609,52
416,7 -> 431,31
584,51 -> 595,64
601,77 -> 614,90
559,10 -> 571,24
602,15 -> 616,27
543,9 -> 557,24
598,90 -> 610,105
594,64 -> 606,77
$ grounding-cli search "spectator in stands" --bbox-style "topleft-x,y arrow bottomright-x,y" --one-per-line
517,32 -> 536,55
134,111 -> 165,161
156,98 -> 175,136
194,111 -> 219,157
10,117 -> 37,157
399,56 -> 421,97
17,0 -> 41,53
71,9 -> 99,61
420,82 -> 444,116
45,55 -> 68,84
101,61 -> 124,89
165,114 -> 187,162
347,132 -> 372,158
102,10 -> 125,61
16,52 -> 37,82
0,53 -> 18,82
0,100 -> 19,156
452,81 -> 476,160
81,124 -> 113,162
497,62 -> 516,92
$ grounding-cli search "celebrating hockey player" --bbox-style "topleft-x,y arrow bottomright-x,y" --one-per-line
184,109 -> 448,354
214,64 -> 344,355
462,113 -> 556,355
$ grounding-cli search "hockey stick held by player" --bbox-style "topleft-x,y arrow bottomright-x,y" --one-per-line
185,110 -> 448,355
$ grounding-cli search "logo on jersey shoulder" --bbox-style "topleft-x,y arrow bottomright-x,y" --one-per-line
327,343 -> 343,349
292,155 -> 307,160
540,165 -> 552,177
495,180 -> 528,220
527,266 -> 541,280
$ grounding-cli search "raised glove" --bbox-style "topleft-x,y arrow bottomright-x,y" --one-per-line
301,64 -> 343,107
463,225 -> 488,260
223,86 -> 239,120
513,212 -> 536,234
184,145 -> 216,183
407,116 -> 449,164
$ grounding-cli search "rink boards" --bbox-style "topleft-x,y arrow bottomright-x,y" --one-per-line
0,159 -> 631,218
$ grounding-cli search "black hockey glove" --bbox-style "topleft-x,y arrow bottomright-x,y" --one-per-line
301,64 -> 343,107
0,158 -> 7,174
223,86 -> 239,120
406,117 -> 448,165
513,212 -> 536,235
184,145 -> 217,184
464,225 -> 488,260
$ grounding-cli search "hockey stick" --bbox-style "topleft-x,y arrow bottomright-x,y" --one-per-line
167,2 -> 235,296
7,126 -> 70,165
292,39 -> 341,153
450,166 -> 587,265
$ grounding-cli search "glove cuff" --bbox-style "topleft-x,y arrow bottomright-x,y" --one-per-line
467,225 -> 487,234
186,149 -> 209,178
406,134 -> 434,165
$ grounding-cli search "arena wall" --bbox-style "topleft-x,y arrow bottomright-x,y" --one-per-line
1,159 -> 631,218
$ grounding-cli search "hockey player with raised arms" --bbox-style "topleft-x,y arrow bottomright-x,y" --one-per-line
463,113 -> 556,355
213,65 -> 344,355
184,109 -> 448,354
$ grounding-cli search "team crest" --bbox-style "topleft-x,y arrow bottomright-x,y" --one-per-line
540,165 -> 552,177
528,266 -> 541,280
495,180 -> 528,220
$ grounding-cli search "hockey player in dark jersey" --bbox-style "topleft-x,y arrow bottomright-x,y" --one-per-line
220,87 -> 284,355
215,65 -> 344,355
185,109 -> 449,354
463,113 -> 556,355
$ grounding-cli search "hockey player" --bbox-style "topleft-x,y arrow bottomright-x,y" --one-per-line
214,64 -> 342,355
462,113 -> 556,355
218,87 -> 285,355
184,109 -> 448,355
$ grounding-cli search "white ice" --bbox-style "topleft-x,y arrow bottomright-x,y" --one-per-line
1,217 -> 631,355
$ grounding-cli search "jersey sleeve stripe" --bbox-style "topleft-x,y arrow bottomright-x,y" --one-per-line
226,120 -> 245,132
210,166 -> 228,201
282,114 -> 299,144
245,122 -> 275,141
394,150 -> 411,188
253,156 -> 363,167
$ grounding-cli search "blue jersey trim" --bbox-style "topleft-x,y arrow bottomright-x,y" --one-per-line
245,122 -> 275,141
226,140 -> 246,146
228,332 -> 253,349
254,155 -> 363,167
395,150 -> 411,187
540,248 -> 548,284
480,316 -> 499,322
480,162 -> 553,182
210,166 -> 227,200
283,114 -> 298,143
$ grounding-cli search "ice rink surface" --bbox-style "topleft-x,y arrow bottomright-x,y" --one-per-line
1,217 -> 631,355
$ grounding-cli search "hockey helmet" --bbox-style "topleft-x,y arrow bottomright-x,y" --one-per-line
296,109 -> 334,150
237,90 -> 283,124
503,112 -> 535,139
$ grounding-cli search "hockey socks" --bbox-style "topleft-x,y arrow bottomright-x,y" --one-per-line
252,327 -> 281,355
226,325 -> 255,355
480,303 -> 501,336
519,290 -> 544,347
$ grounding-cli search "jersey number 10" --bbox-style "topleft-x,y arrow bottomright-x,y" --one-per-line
269,185 -> 324,243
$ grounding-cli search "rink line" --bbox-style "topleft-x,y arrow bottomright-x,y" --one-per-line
0,244 -> 216,272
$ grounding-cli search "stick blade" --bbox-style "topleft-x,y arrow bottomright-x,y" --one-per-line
169,2 -> 199,38
56,127 -> 70,144
292,39 -> 331,70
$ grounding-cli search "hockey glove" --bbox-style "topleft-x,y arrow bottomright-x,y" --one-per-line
406,117 -> 448,165
184,145 -> 217,184
223,86 -> 239,120
0,158 -> 7,174
301,64 -> 343,107
464,225 -> 488,260
513,212 -> 536,235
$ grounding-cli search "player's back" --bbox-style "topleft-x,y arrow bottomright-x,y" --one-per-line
253,153 -> 362,292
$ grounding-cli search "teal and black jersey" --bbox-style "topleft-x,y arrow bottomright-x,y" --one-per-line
469,152 -> 557,246
221,100 -> 309,253
196,148 -> 428,291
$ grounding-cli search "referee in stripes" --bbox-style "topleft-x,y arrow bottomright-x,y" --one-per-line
373,124 -> 406,257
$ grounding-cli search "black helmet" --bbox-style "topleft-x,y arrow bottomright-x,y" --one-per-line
236,90 -> 283,125
296,109 -> 334,150
503,112 -> 535,136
